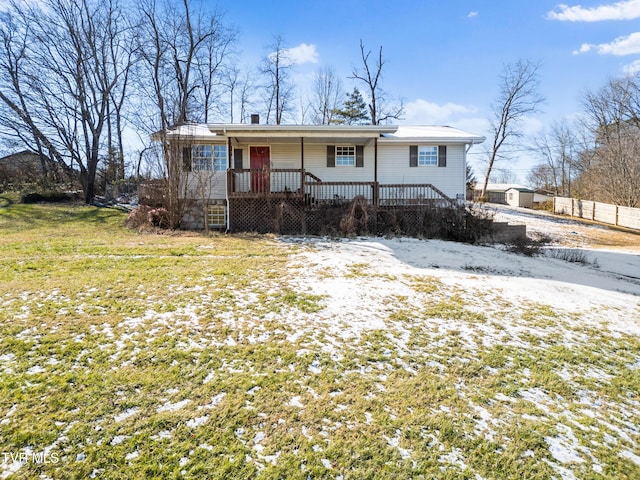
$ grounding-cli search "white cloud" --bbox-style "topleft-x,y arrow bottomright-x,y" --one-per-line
573,43 -> 594,54
467,11 -> 479,18
403,99 -> 478,125
283,43 -> 319,66
597,31 -> 640,54
623,59 -> 640,73
520,116 -> 545,137
573,31 -> 640,55
548,0 -> 640,21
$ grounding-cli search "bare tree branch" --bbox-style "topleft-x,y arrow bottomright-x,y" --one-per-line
350,40 -> 404,125
480,59 -> 544,199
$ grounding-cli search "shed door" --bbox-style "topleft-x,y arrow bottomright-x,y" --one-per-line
250,146 -> 270,193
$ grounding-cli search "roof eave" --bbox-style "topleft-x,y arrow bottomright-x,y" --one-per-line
207,124 -> 398,138
379,136 -> 486,144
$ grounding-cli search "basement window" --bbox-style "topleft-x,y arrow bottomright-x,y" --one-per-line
207,204 -> 226,229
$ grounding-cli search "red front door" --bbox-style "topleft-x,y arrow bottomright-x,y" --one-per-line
250,146 -> 270,193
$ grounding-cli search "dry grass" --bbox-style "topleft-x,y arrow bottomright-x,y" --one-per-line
0,201 -> 639,479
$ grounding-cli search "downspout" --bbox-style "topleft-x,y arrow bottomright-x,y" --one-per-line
464,143 -> 472,202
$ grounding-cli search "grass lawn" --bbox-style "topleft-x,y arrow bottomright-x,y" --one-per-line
0,200 -> 639,479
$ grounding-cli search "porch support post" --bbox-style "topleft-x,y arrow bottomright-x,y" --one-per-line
374,137 -> 379,207
227,137 -> 232,168
374,137 -> 378,183
300,137 -> 305,201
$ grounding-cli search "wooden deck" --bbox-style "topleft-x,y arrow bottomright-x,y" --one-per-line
227,169 -> 455,207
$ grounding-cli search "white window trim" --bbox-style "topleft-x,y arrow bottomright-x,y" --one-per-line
335,145 -> 356,167
417,145 -> 438,167
192,144 -> 228,172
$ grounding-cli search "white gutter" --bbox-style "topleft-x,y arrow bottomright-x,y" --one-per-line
379,136 -> 486,145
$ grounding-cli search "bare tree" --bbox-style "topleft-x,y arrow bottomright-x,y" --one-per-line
310,66 -> 342,125
261,35 -> 295,125
196,18 -> 235,123
350,40 -> 404,125
105,1 -> 138,185
530,120 -> 577,196
480,59 -> 543,200
135,0 -> 234,227
0,0 -> 133,203
238,69 -> 257,123
222,65 -> 240,123
223,66 -> 257,123
0,10 -> 65,178
576,75 -> 640,207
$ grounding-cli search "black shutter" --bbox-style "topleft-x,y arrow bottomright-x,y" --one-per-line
233,148 -> 243,170
438,145 -> 447,167
327,145 -> 335,167
356,145 -> 364,167
182,147 -> 192,172
409,145 -> 418,167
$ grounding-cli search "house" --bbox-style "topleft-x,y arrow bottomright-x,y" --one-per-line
153,122 -> 485,232
533,189 -> 555,206
0,150 -> 46,186
474,183 -> 534,208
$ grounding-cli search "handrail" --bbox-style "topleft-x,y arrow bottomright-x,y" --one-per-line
227,168 -> 454,206
305,171 -> 322,182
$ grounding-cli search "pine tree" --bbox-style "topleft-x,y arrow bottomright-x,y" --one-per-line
330,88 -> 369,125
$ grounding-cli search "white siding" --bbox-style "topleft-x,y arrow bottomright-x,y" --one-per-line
232,142 -> 376,182
231,142 -> 300,169
377,143 -> 466,199
270,143 -> 300,169
217,140 -> 467,200
182,171 -> 227,200
303,144 -> 375,182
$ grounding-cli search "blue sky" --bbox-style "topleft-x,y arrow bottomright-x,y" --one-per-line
212,0 -> 640,181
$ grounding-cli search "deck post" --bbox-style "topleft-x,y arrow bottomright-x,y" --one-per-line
226,169 -> 233,197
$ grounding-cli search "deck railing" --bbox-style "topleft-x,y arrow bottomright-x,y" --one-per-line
304,181 -> 376,206
227,168 -> 454,206
378,184 -> 456,207
227,169 -> 304,198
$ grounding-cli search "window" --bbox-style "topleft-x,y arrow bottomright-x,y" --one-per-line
213,145 -> 227,171
191,144 -> 227,172
207,204 -> 226,228
418,146 -> 438,166
335,146 -> 355,166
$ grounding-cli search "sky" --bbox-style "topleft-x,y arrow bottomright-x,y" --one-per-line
210,0 -> 640,182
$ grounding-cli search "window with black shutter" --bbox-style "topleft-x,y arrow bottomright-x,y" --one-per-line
438,145 -> 447,167
356,145 -> 364,167
327,145 -> 335,167
409,145 -> 418,167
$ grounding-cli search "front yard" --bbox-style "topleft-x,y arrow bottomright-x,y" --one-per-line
0,202 -> 639,479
